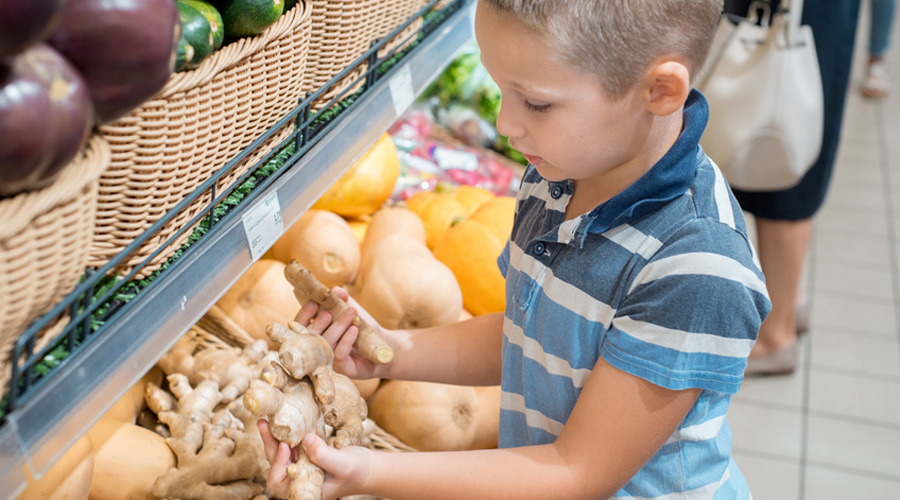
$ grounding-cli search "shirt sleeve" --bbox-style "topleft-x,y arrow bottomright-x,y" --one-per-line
498,240 -> 511,278
600,219 -> 771,394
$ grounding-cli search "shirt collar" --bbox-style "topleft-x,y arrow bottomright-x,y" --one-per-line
562,89 -> 708,246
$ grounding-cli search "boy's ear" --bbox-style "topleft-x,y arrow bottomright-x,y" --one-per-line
642,59 -> 691,116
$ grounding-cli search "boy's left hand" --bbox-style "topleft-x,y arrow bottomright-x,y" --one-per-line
258,419 -> 376,500
302,432 -> 375,500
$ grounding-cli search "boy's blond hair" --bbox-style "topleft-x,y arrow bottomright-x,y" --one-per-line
481,0 -> 723,99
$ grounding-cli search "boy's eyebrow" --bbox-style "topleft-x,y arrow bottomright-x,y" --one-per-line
508,81 -> 564,99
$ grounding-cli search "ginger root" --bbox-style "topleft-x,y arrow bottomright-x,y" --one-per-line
243,371 -> 328,500
244,321 -> 370,500
150,374 -> 268,500
189,340 -> 270,402
284,260 -> 394,364
243,372 -> 326,447
267,321 -> 336,405
324,373 -> 368,449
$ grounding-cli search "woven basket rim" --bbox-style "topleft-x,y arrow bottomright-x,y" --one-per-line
156,1 -> 309,98
0,135 -> 110,241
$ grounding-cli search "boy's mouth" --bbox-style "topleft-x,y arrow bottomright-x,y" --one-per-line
522,153 -> 543,166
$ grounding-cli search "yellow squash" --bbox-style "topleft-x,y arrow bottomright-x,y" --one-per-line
312,134 -> 400,217
405,184 -> 495,250
433,196 -> 516,316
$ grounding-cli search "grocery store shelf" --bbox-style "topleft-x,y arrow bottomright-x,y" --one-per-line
0,2 -> 475,496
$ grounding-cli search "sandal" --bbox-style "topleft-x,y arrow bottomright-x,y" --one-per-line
744,341 -> 798,377
863,62 -> 890,99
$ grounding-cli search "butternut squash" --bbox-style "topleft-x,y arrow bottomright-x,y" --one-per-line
216,259 -> 298,347
88,418 -> 175,500
352,378 -> 381,400
101,366 -> 163,423
366,380 -> 479,451
311,133 -> 401,217
19,433 -> 93,500
360,205 -> 426,259
355,241 -> 462,329
271,209 -> 361,288
469,386 -> 501,450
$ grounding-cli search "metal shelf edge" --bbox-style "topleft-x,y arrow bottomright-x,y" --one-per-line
0,3 -> 475,496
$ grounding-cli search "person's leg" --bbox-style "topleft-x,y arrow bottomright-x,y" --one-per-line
748,217 -> 812,367
869,0 -> 896,59
864,0 -> 896,97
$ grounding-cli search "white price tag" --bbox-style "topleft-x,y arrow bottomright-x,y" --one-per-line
432,146 -> 479,172
389,64 -> 415,116
242,192 -> 283,261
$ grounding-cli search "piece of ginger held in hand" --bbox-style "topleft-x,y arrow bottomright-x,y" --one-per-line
284,260 -> 394,364
243,320 -> 368,500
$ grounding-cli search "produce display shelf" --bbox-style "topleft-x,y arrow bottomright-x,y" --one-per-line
0,1 -> 475,496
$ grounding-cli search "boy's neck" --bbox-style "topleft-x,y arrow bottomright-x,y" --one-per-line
565,109 -> 685,221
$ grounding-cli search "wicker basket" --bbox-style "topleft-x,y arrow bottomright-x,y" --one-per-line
308,0 -> 429,109
91,3 -> 313,278
0,135 -> 111,390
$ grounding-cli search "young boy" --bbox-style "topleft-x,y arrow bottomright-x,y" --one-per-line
260,0 -> 770,498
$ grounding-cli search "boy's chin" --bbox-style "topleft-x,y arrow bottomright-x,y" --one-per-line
533,163 -> 568,182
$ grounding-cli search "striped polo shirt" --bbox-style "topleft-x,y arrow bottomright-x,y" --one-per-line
497,90 -> 771,499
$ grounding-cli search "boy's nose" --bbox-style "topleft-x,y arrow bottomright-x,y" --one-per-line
495,101 -> 524,140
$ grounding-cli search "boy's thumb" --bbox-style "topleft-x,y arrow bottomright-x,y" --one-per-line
302,433 -> 337,468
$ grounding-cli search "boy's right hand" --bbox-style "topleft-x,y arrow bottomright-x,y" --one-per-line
295,287 -> 393,380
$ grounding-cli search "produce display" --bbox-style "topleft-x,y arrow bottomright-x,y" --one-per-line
7,5 -> 526,497
389,108 -> 519,198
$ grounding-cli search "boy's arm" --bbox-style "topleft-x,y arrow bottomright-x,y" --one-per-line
387,312 -> 505,386
304,293 -> 505,386
306,354 -> 700,500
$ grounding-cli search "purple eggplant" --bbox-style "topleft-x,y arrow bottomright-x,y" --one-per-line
0,44 -> 94,197
0,0 -> 65,60
50,0 -> 180,124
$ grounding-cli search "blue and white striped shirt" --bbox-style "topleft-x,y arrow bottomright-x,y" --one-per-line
497,91 -> 770,499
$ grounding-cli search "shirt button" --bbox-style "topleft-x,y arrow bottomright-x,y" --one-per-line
533,242 -> 546,255
550,185 -> 563,199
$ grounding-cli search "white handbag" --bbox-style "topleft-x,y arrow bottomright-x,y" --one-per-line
697,0 -> 823,191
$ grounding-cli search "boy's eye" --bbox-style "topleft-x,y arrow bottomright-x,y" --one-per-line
524,100 -> 552,113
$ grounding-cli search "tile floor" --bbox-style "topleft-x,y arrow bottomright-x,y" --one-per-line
727,4 -> 900,498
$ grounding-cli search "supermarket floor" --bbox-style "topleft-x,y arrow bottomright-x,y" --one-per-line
726,8 -> 900,499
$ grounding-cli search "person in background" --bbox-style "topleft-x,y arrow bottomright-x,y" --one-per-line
260,1 -> 771,499
863,0 -> 895,97
723,0 -> 861,375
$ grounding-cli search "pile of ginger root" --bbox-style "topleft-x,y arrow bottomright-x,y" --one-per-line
141,262 -> 389,500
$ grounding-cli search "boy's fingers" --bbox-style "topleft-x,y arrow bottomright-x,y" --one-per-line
257,419 -> 279,463
321,307 -> 357,347
294,300 -> 318,325
307,310 -> 334,335
266,441 -> 293,498
331,286 -> 350,302
333,325 -> 359,361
